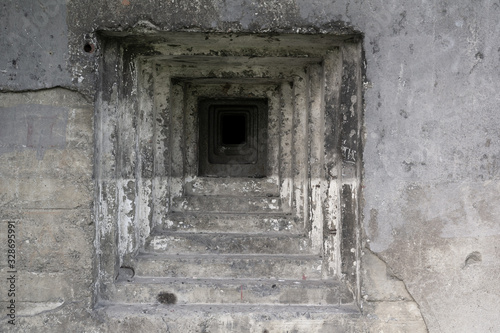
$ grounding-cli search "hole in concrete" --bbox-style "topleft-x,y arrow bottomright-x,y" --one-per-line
95,32 -> 364,309
263,329 -> 269,333
84,43 -> 95,53
157,292 -> 177,304
115,266 -> 135,282
221,114 -> 246,145
199,98 -> 268,177
464,251 -> 482,267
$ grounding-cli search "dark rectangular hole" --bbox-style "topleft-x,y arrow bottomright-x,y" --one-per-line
199,98 -> 267,177
221,114 -> 246,145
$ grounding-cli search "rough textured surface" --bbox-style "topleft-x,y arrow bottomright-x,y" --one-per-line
92,30 -> 366,331
0,89 -> 95,330
1,0 -> 499,332
1,0 -> 71,90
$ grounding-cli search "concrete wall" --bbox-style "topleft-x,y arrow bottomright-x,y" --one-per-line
1,0 -> 499,332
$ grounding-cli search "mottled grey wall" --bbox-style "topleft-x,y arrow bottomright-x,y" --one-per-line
1,0 -> 499,332
1,0 -> 70,90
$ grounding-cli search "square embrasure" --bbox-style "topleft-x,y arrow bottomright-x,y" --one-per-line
199,98 -> 268,177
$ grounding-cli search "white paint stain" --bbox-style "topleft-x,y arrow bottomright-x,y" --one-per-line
150,238 -> 169,251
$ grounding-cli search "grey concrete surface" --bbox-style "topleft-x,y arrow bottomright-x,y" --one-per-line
0,0 -> 71,90
1,0 -> 499,332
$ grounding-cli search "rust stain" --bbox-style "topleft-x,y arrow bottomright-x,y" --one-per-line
122,0 -> 130,6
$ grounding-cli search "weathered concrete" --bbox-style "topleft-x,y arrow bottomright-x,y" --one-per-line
157,213 -> 300,233
108,277 -> 353,305
144,232 -> 311,254
132,253 -> 324,279
0,0 -> 71,90
2,0 -> 500,332
0,88 -> 94,331
89,32 -> 364,331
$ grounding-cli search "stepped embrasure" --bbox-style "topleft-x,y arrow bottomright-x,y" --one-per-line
111,178 -> 354,310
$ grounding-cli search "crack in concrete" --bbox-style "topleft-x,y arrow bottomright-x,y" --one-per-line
367,247 -> 415,300
364,246 -> 430,332
0,85 -> 93,103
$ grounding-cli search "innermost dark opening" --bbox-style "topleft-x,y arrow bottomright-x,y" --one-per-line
221,114 -> 246,145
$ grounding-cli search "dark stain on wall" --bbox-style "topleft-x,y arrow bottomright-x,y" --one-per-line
0,104 -> 68,159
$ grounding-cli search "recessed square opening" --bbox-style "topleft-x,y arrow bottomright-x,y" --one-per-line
95,31 -> 364,310
199,98 -> 268,177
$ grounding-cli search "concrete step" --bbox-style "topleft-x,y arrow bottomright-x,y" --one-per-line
97,303 -> 362,332
144,232 -> 312,255
132,254 -> 323,280
171,196 -> 281,213
185,177 -> 279,197
107,277 -> 354,306
157,212 -> 301,233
